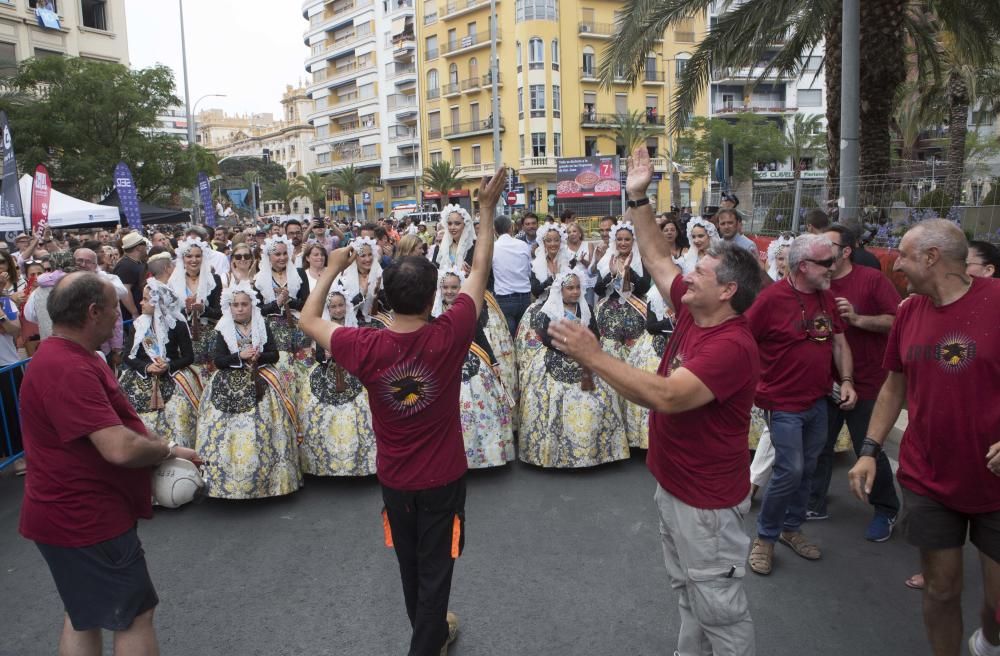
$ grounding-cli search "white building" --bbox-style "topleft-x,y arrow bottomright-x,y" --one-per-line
150,106 -> 189,143
302,0 -> 421,216
0,0 -> 130,70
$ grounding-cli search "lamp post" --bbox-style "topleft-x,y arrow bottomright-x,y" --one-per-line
187,94 -> 227,223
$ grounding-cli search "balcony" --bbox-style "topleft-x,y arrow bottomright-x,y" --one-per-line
442,82 -> 461,98
306,0 -> 375,36
315,118 -> 380,145
386,0 -> 414,18
712,101 -> 796,115
519,156 -> 557,175
578,21 -> 615,38
674,30 -> 696,42
387,62 -> 416,80
307,26 -> 376,65
458,162 -> 495,179
327,89 -> 379,114
440,0 -> 492,20
426,87 -> 441,101
580,112 -> 666,127
712,66 -> 788,82
579,67 -> 629,84
389,125 -> 419,145
389,155 -> 419,173
317,61 -> 377,89
392,31 -> 416,53
328,145 -> 381,166
459,72 -> 502,93
442,30 -> 499,56
444,117 -> 504,139
388,94 -> 419,116
641,69 -> 667,84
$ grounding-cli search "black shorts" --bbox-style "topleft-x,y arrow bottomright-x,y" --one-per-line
36,527 -> 159,631
901,487 -> 1000,563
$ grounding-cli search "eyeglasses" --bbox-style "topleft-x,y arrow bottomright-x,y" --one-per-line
966,260 -> 986,267
805,257 -> 836,268
829,241 -> 845,249
233,253 -> 253,261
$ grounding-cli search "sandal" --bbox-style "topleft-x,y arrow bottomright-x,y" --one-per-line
779,531 -> 822,560
905,573 -> 925,590
748,538 -> 774,575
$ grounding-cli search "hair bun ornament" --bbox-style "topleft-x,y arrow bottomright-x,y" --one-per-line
263,235 -> 294,256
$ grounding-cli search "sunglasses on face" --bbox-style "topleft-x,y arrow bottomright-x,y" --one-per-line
232,253 -> 253,261
805,257 -> 836,268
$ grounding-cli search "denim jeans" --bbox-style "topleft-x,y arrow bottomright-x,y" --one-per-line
495,292 -> 532,337
808,398 -> 900,517
756,398 -> 828,542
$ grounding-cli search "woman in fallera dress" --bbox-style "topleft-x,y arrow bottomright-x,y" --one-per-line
623,282 -> 675,449
118,279 -> 201,449
296,284 -> 377,477
433,267 -> 514,468
167,237 -> 222,381
254,235 -> 309,361
518,272 -> 628,468
337,237 -> 385,326
196,282 -> 302,499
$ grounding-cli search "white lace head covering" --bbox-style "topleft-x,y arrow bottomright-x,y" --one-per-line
597,221 -> 644,278
337,237 -> 382,320
767,234 -> 794,281
216,281 -> 267,353
436,204 -> 475,267
680,217 -> 721,273
253,235 -> 300,303
531,222 -> 571,281
646,283 -> 669,321
129,278 -> 187,361
168,237 -> 217,305
541,271 -> 591,328
321,282 -> 358,327
431,266 -> 465,318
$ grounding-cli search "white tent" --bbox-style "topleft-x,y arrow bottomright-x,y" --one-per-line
0,174 -> 120,232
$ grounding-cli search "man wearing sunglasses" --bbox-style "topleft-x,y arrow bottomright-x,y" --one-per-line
745,233 -> 856,576
807,225 -> 901,542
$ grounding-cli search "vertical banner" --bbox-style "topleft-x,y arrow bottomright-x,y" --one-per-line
30,164 -> 51,238
114,161 -> 143,231
198,172 -> 215,227
0,111 -> 25,232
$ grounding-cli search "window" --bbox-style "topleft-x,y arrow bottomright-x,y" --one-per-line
0,42 -> 15,78
450,106 -> 460,126
391,183 -> 414,198
447,28 -> 457,50
519,134 -> 525,159
803,56 -> 821,73
553,133 -> 561,157
676,57 -> 689,77
423,0 -> 437,24
531,132 -> 546,157
674,18 -> 695,42
528,38 -> 544,69
646,137 -> 658,158
615,94 -> 628,115
583,91 -> 596,120
529,84 -> 545,117
451,147 -> 461,167
585,136 -> 598,156
645,55 -> 657,80
425,35 -> 438,59
470,102 -> 480,125
316,124 -> 329,139
582,47 -> 595,77
472,144 -> 481,164
518,87 -> 523,118
427,68 -> 439,90
798,89 -> 822,107
34,48 -> 63,59
467,22 -> 476,38
468,57 -> 478,79
81,0 -> 107,30
515,0 -> 558,21
552,85 -> 561,117
449,63 -> 458,85
516,41 -> 522,72
972,111 -> 996,126
551,39 -> 559,70
431,150 -> 442,163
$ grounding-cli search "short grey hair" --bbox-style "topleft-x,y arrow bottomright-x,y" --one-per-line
147,256 -> 174,277
186,225 -> 209,240
704,241 -> 762,313
788,234 -> 833,272
494,215 -> 513,236
48,272 -> 114,329
910,218 -> 967,263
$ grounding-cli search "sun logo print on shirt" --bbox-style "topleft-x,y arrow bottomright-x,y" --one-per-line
934,333 -> 977,372
379,360 -> 439,415
668,352 -> 685,377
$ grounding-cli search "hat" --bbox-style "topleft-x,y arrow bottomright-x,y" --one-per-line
418,221 -> 426,227
14,233 -> 30,242
148,251 -> 172,263
255,226 -> 268,235
121,233 -> 146,250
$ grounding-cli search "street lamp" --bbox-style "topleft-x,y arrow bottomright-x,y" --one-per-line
187,93 -> 227,223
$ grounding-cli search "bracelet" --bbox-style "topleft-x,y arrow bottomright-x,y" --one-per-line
859,437 -> 882,459
161,440 -> 177,462
626,196 -> 650,208
840,377 -> 854,384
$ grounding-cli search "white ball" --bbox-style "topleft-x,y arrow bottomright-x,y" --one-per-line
153,459 -> 205,508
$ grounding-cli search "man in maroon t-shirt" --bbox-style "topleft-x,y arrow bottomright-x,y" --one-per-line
849,219 -> 1000,656
745,233 -> 857,576
301,171 -> 507,656
550,146 -> 761,656
20,272 -> 199,656
807,224 -> 901,541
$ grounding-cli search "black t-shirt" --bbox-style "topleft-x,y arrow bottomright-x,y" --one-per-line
113,256 -> 145,320
853,247 -> 881,271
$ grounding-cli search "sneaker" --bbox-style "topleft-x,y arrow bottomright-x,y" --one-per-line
440,611 -> 459,655
805,510 -> 828,521
865,512 -> 896,543
968,628 -> 1000,656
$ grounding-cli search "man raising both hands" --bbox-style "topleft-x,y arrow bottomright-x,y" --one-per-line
550,147 -> 762,656
300,169 -> 508,656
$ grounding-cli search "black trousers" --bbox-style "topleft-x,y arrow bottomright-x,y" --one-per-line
0,365 -> 24,458
381,476 -> 466,656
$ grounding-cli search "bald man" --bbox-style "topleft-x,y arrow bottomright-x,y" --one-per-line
74,248 -> 134,368
850,219 -> 1000,656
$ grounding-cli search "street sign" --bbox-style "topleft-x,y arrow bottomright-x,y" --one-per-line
362,191 -> 371,202
506,191 -> 517,206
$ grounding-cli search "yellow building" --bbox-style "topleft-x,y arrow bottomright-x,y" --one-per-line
415,0 -> 708,217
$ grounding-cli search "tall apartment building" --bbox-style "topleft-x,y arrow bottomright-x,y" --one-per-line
415,0 -> 709,215
0,0 -> 129,73
302,0 -> 422,217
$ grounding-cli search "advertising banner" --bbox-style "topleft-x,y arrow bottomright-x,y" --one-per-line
30,165 -> 51,237
555,156 -> 621,199
114,162 -> 144,231
0,111 -> 25,233
198,172 -> 215,227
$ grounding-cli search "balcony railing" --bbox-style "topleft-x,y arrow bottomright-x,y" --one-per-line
441,0 -> 491,18
642,69 -> 667,82
329,89 -> 379,110
324,61 -> 376,85
426,87 -> 441,100
386,0 -> 414,17
311,26 -> 375,58
444,117 -> 504,138
674,30 -> 696,42
580,112 -> 666,126
330,0 -> 374,18
579,67 -> 629,83
441,31 -> 499,55
442,82 -> 461,97
329,145 -> 380,164
428,126 -> 442,140
388,94 -> 418,110
520,155 -> 557,172
389,156 -> 419,172
389,126 -> 419,142
578,21 -> 615,36
713,101 -> 794,114
387,62 -> 416,79
425,48 -> 440,61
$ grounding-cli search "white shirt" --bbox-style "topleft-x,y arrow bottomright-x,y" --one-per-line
567,242 -> 597,291
206,247 -> 230,276
727,233 -> 759,257
492,234 -> 532,295
0,298 -> 18,365
98,270 -> 129,300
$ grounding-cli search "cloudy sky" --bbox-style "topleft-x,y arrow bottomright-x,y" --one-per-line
125,0 -> 311,118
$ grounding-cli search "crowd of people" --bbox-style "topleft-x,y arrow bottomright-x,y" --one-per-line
5,147 -> 1000,656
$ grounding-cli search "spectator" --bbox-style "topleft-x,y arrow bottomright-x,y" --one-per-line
716,208 -> 759,257
517,212 -> 539,249
113,233 -> 148,321
492,214 -> 532,336
966,240 -> 1000,279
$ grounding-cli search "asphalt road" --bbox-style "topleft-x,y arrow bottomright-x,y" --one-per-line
0,452 -> 985,656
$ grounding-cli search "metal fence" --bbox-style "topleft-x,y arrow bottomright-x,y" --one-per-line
0,359 -> 27,471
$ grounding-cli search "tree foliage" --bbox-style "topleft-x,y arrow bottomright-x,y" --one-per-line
327,165 -> 374,220
422,160 -> 463,198
607,110 -> 662,156
677,114 -> 788,185
298,172 -> 330,217
7,57 -> 217,204
265,178 -> 305,214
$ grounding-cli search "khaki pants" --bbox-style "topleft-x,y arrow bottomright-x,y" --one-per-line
654,485 -> 755,656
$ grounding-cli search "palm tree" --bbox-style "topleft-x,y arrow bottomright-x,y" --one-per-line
297,171 -> 330,218
783,113 -> 826,175
265,177 -> 306,214
606,110 -> 662,158
422,160 -> 462,203
327,165 -> 374,222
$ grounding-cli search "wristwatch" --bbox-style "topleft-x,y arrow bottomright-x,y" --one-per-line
626,196 -> 650,208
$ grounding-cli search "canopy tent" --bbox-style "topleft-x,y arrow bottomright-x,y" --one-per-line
0,174 -> 121,232
100,188 -> 190,225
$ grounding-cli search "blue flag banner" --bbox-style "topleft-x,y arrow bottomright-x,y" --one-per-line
225,188 -> 250,212
0,111 -> 25,233
198,172 -> 215,228
114,162 -> 143,231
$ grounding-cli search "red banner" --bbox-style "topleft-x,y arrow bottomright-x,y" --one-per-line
30,164 -> 51,238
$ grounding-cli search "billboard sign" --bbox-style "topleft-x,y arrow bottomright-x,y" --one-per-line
555,156 -> 621,198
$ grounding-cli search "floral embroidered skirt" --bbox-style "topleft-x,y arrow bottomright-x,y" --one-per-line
459,350 -> 514,469
118,367 -> 202,449
195,366 -> 302,499
622,331 -> 666,449
484,292 -> 519,406
514,301 -> 545,393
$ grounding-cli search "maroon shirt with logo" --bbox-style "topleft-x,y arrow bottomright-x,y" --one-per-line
647,276 -> 760,509
884,277 -> 1000,513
